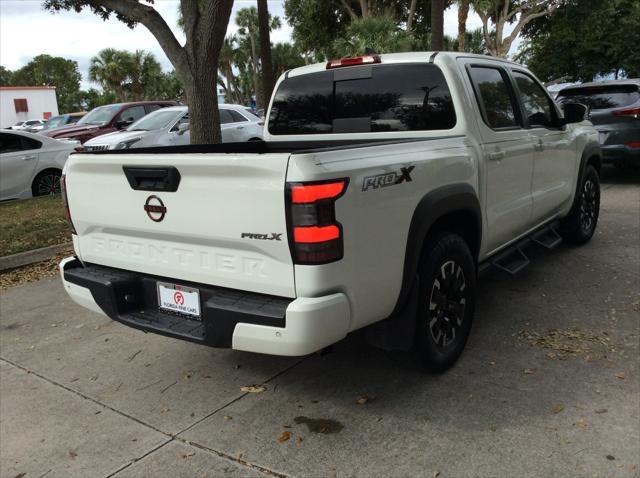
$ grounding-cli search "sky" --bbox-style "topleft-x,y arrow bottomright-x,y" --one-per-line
0,0 -> 517,90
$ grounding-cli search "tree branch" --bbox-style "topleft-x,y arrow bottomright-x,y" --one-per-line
339,0 -> 358,21
84,0 -> 188,75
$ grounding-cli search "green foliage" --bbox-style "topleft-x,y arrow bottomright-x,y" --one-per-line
333,15 -> 412,56
88,48 -> 178,102
518,0 -> 640,81
8,55 -> 82,113
0,66 -> 12,86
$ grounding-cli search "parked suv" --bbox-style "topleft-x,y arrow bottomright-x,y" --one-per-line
43,101 -> 176,144
556,79 -> 639,166
40,112 -> 86,132
60,52 -> 600,372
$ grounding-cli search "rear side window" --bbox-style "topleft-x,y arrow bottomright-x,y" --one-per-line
0,133 -> 24,153
468,66 -> 519,129
228,110 -> 248,122
556,85 -> 640,110
268,64 -> 456,135
512,71 -> 558,129
220,109 -> 234,124
21,136 -> 42,150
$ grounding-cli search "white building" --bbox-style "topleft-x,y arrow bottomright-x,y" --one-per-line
0,86 -> 59,129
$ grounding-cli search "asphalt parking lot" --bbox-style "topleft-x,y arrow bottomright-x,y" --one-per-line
1,166 -> 638,478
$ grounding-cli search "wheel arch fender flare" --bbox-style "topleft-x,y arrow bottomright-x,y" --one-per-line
569,141 -> 601,213
390,183 -> 482,317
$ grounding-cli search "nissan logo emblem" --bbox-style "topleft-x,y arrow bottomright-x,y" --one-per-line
144,195 -> 167,222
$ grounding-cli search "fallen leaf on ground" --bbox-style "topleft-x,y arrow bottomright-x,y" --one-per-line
223,416 -> 232,420
488,361 -> 496,366
433,471 -> 440,478
606,454 -> 615,460
277,431 -> 291,443
69,450 -> 77,459
182,452 -> 195,459
183,372 -> 193,379
546,351 -> 557,359
241,385 -> 265,393
296,436 -> 303,445
551,404 -> 565,414
615,372 -> 626,380
13,474 -> 26,478
574,419 -> 588,429
160,408 -> 170,414
356,396 -> 370,405
523,368 -> 536,375
595,408 -> 608,414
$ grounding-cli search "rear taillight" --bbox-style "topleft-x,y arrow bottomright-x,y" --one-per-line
628,141 -> 640,149
326,54 -> 381,69
286,179 -> 348,264
613,107 -> 640,119
60,174 -> 77,234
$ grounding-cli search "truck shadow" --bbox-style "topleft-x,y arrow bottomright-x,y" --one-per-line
600,164 -> 640,184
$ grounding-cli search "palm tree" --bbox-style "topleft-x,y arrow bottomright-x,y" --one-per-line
127,50 -> 162,101
235,7 -> 281,109
258,0 -> 276,105
88,48 -> 129,102
219,36 -> 241,104
457,0 -> 470,52
431,0 -> 445,50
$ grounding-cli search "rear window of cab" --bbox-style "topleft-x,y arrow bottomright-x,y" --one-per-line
268,64 -> 456,135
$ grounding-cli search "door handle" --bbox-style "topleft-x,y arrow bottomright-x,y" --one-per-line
487,151 -> 505,161
21,155 -> 37,160
236,126 -> 245,130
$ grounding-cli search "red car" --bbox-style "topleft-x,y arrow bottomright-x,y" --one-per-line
43,101 -> 176,144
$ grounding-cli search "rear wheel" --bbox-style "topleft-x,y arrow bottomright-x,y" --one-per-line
560,165 -> 600,244
413,232 -> 476,373
32,170 -> 62,197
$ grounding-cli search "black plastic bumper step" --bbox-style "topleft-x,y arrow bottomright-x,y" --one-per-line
531,227 -> 562,249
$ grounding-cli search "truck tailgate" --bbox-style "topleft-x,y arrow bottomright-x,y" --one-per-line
65,152 -> 295,297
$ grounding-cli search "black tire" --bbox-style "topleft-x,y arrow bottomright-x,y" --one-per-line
31,169 -> 62,197
559,165 -> 600,245
413,232 -> 476,373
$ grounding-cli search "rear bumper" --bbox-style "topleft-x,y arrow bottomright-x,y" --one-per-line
601,144 -> 640,163
59,257 -> 350,356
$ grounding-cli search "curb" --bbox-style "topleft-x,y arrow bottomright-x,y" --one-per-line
0,242 -> 73,272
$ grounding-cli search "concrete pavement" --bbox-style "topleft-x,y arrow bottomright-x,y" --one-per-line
1,167 -> 638,477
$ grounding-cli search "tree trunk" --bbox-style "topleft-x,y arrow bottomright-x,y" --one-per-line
248,33 -> 262,109
431,0 -> 445,51
258,0 -> 275,108
407,0 -> 418,32
458,0 -> 469,52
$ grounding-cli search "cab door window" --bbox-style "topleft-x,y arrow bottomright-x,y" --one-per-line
468,66 -> 520,129
116,106 -> 146,124
512,71 -> 559,129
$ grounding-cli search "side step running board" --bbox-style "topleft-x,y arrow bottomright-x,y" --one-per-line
480,221 -> 563,276
531,227 -> 562,249
491,247 -> 530,275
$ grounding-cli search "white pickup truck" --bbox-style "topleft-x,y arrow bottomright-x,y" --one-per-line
60,52 -> 601,371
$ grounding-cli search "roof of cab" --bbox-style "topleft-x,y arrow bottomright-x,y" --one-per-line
284,51 -> 522,78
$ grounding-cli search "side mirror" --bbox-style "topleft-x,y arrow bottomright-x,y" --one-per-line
177,122 -> 190,135
562,103 -> 588,124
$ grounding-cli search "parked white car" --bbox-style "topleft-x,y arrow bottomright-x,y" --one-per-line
82,104 -> 263,151
7,119 -> 46,131
0,130 -> 76,200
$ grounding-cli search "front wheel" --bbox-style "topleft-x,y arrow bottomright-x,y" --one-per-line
413,232 -> 476,373
32,170 -> 61,197
560,165 -> 600,245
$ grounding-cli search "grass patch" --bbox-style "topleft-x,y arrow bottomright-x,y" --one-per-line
0,195 -> 71,257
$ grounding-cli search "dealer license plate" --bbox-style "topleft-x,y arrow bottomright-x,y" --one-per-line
157,282 -> 201,319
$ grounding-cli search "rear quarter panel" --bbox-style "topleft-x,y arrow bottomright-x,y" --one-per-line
287,137 -> 479,332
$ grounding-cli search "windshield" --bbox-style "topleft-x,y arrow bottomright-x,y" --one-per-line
46,116 -> 66,128
557,85 -> 640,110
127,109 -> 181,131
77,104 -> 122,125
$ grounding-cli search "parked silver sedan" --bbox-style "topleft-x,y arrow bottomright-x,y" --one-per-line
0,130 -> 76,200
82,104 -> 263,151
